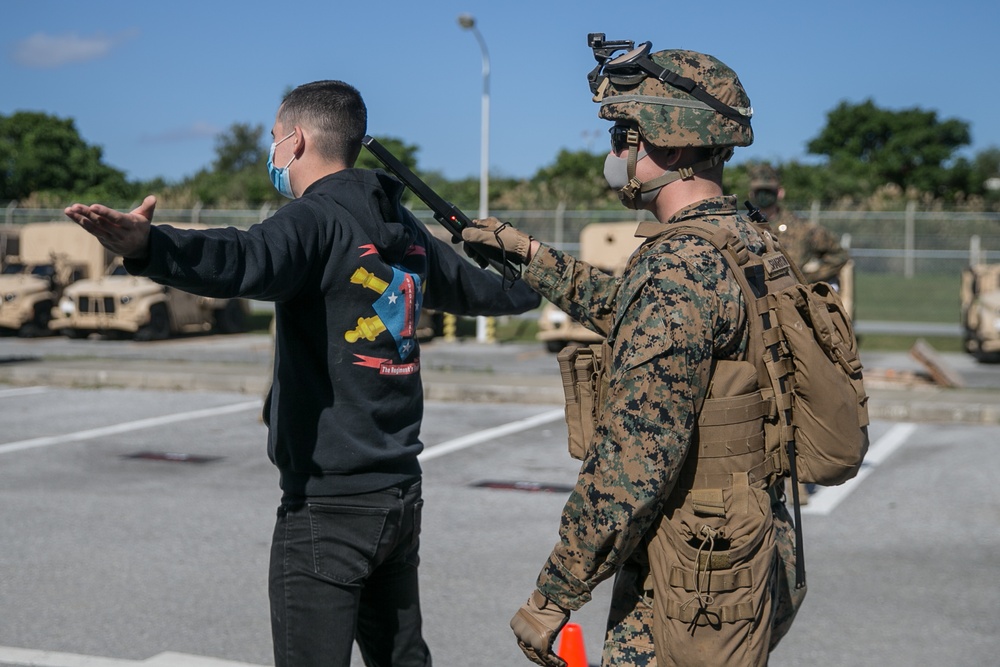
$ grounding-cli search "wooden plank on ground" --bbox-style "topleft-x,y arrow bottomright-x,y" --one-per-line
910,338 -> 966,388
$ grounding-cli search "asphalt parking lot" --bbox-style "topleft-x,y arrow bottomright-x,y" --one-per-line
1,334 -> 999,666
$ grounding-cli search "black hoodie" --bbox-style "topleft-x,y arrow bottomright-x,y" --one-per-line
126,169 -> 539,495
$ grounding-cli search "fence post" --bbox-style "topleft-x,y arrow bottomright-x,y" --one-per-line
554,200 -> 566,249
192,201 -> 203,225
5,200 -> 17,226
810,200 -> 821,225
904,200 -> 916,279
259,203 -> 272,223
970,234 -> 982,267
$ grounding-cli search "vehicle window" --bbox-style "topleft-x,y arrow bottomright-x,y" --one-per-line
30,264 -> 56,278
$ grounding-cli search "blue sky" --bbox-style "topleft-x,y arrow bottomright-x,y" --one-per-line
3,0 -> 998,185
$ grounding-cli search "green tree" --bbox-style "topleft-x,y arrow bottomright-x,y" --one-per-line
807,99 -> 971,196
354,136 -> 419,172
213,123 -> 266,173
533,149 -> 611,206
0,111 -> 132,201
495,149 -> 614,210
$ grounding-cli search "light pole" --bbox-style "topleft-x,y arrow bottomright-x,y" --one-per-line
458,13 -> 493,343
457,13 -> 490,222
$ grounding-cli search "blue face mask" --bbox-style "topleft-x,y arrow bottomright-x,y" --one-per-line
267,131 -> 296,199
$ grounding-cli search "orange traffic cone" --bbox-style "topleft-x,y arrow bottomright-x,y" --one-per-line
557,622 -> 588,667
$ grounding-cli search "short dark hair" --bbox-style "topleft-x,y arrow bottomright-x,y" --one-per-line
278,80 -> 367,166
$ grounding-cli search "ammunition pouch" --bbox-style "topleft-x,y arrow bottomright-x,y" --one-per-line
557,342 -> 610,460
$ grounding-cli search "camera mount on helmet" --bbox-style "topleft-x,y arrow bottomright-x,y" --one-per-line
586,33 -> 636,96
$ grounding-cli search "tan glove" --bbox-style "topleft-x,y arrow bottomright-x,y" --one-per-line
510,590 -> 570,667
461,217 -> 533,264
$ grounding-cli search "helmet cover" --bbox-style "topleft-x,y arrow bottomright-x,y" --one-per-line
597,49 -> 753,149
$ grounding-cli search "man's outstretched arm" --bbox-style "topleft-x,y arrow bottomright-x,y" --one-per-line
64,194 -> 156,260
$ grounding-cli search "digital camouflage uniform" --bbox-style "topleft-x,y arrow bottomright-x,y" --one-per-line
767,207 -> 848,284
521,196 -> 804,666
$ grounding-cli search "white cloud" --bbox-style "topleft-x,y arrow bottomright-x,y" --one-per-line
141,121 -> 222,144
13,29 -> 138,68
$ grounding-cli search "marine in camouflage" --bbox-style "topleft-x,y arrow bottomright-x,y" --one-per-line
521,196 -> 804,665
767,207 -> 849,283
748,164 -> 849,284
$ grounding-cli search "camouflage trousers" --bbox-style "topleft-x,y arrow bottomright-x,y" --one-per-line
601,493 -> 805,666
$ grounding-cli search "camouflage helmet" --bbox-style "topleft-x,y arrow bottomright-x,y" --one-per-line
749,163 -> 781,190
594,48 -> 753,149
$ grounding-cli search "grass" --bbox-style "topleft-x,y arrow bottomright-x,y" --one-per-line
857,333 -> 963,353
853,273 -> 961,323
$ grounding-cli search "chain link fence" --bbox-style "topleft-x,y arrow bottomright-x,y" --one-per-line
6,200 -> 1000,277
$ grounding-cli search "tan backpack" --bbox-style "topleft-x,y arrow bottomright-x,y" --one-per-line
648,219 -> 871,490
559,219 -> 869,488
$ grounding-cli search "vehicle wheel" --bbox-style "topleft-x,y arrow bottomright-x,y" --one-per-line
972,349 -> 1000,364
135,303 -> 171,341
213,300 -> 247,334
17,301 -> 53,338
545,340 -> 566,354
62,328 -> 89,339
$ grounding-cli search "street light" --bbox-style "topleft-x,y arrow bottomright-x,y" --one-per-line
457,13 -> 490,222
458,13 -> 492,343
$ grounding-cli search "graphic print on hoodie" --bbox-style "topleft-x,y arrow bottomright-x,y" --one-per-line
345,241 -> 426,376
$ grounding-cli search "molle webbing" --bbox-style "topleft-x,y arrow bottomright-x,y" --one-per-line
639,220 -> 795,490
663,597 -> 755,625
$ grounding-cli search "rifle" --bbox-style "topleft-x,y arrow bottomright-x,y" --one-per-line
361,135 -> 520,283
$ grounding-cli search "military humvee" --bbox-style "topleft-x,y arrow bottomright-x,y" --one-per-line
960,262 -> 1000,363
537,221 -> 642,352
51,223 -> 249,341
0,222 -> 112,337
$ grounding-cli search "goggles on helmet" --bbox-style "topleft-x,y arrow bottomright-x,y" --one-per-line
586,34 -> 751,128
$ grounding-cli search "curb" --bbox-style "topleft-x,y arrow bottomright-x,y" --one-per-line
2,358 -> 998,425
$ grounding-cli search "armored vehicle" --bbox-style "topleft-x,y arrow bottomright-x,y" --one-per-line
0,222 -> 111,337
52,223 -> 249,341
537,221 -> 642,352
960,262 -> 1000,362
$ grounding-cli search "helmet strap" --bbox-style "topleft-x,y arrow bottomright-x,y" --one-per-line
617,139 -> 734,210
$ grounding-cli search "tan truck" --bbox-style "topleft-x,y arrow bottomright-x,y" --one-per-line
0,222 -> 112,337
960,262 -> 1000,362
51,223 -> 249,341
536,221 -> 856,352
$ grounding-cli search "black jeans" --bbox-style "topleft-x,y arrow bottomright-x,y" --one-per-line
269,480 -> 431,667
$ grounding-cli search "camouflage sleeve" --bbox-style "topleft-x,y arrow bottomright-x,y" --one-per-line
523,243 -> 622,337
535,244 -> 734,610
802,224 -> 849,283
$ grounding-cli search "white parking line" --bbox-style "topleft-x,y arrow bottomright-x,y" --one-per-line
419,408 -> 564,461
801,422 -> 917,515
0,385 -> 48,398
0,400 -> 263,456
0,646 -> 266,666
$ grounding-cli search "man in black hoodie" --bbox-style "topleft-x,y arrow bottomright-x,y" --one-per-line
65,80 -> 540,667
